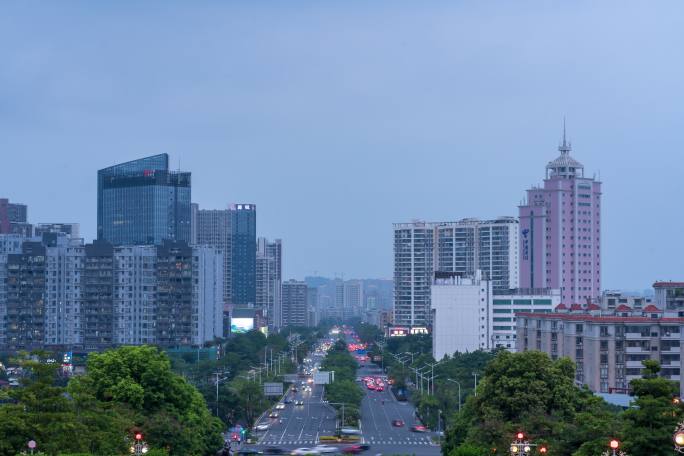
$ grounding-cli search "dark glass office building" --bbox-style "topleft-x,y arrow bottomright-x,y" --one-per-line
230,204 -> 256,306
97,154 -> 191,245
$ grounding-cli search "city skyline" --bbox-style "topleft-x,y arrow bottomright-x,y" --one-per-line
2,2 -> 684,289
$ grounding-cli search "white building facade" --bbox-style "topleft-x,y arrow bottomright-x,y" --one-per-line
431,271 -> 492,359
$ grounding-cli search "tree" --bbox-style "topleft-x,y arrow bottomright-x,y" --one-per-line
71,345 -> 224,456
0,353 -> 131,456
444,350 -> 620,456
622,360 -> 681,456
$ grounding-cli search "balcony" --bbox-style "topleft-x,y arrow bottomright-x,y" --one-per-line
662,332 -> 681,340
625,332 -> 650,339
626,346 -> 650,354
662,346 -> 681,354
626,360 -> 648,368
662,360 -> 681,368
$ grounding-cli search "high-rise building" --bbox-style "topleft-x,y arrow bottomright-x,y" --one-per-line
194,207 -> 231,303
281,280 -> 308,327
0,198 -> 32,236
193,246 -> 225,345
97,154 -> 191,246
83,240 -> 115,351
256,238 -> 282,329
518,131 -> 602,304
0,234 -> 223,352
6,241 -> 48,351
0,235 -> 25,347
393,217 -> 518,327
344,280 -> 364,320
229,204 -> 256,306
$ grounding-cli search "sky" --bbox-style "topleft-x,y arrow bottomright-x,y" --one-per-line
1,1 -> 683,289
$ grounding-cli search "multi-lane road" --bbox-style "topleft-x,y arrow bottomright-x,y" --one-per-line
246,332 -> 442,455
357,362 -> 440,455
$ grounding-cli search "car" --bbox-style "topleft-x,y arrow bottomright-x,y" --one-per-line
254,423 -> 270,431
290,448 -> 320,455
237,450 -> 262,455
284,398 -> 294,404
275,403 -> 286,410
339,428 -> 362,436
341,444 -> 370,454
392,419 -> 405,427
295,400 -> 304,406
263,447 -> 286,454
269,411 -> 279,418
313,445 -> 338,454
410,425 -> 428,432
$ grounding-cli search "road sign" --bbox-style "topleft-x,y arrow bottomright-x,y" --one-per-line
263,382 -> 284,396
282,374 -> 299,382
314,371 -> 331,385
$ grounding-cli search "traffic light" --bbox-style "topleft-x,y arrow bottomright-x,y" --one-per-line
609,439 -> 619,449
517,432 -> 524,440
539,446 -> 548,453
135,433 -> 143,441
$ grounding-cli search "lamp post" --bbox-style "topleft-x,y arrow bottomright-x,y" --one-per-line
675,422 -> 684,453
131,433 -> 149,456
214,371 -> 231,417
600,439 -> 628,456
446,378 -> 462,412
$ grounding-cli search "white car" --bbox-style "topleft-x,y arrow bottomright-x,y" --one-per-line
290,448 -> 320,455
313,445 -> 338,454
254,423 -> 269,431
275,403 -> 286,410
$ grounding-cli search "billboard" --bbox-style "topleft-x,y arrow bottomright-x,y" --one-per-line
410,327 -> 429,335
231,317 -> 254,333
314,371 -> 331,385
263,382 -> 284,397
389,327 -> 409,337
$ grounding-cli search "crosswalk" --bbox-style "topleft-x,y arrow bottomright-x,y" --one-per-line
367,437 -> 432,445
260,440 -> 318,445
259,437 -> 431,446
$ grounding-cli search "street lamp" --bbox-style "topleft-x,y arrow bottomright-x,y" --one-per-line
601,439 -> 628,456
446,378 -> 462,412
675,421 -> 684,453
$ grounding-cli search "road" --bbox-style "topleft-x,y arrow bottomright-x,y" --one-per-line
250,348 -> 339,451
247,331 -> 442,455
356,362 -> 440,455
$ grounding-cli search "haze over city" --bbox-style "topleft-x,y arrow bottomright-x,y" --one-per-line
2,1 -> 683,288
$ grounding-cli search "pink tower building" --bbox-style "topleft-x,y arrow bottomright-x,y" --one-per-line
519,130 -> 602,305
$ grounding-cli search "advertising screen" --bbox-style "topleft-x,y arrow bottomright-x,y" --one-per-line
231,317 -> 254,333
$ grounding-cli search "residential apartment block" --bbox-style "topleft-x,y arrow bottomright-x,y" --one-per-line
517,283 -> 684,396
0,233 -> 224,352
394,217 -> 518,327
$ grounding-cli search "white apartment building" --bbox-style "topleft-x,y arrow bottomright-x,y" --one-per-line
394,217 -> 518,328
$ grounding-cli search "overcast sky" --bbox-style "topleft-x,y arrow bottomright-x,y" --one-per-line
1,1 -> 682,289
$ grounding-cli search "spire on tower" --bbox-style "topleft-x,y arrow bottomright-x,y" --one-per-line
559,117 -> 571,154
